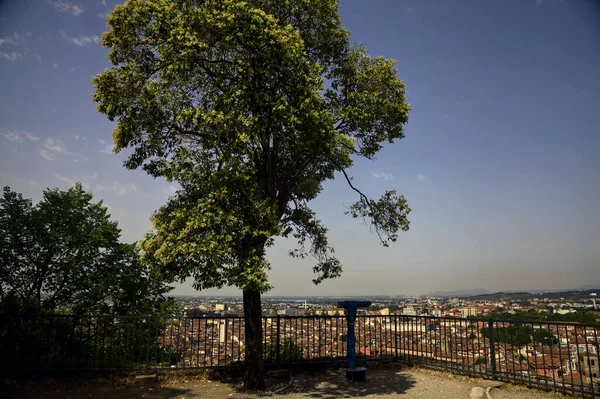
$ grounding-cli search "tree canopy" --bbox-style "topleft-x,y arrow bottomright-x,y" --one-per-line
93,0 -> 411,388
0,185 -> 173,315
93,0 -> 411,293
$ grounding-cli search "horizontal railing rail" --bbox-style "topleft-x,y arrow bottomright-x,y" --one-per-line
1,314 -> 597,397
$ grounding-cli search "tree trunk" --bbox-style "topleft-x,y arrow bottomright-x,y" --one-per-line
243,289 -> 265,389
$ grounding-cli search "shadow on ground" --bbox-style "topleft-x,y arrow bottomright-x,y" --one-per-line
2,366 -> 417,399
0,377 -> 193,399
280,368 -> 416,398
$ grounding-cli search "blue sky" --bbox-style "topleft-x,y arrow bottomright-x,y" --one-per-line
0,0 -> 598,296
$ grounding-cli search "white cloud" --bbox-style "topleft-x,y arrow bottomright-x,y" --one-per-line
44,0 -> 84,16
0,38 -> 17,46
40,138 -> 67,161
55,172 -> 98,188
95,181 -> 137,195
0,30 -> 31,46
417,174 -> 431,181
43,138 -> 66,153
40,149 -> 59,160
370,171 -> 394,181
101,144 -> 114,154
0,51 -> 25,61
97,10 -> 110,18
98,139 -> 106,144
60,31 -> 99,47
73,135 -> 87,141
37,137 -> 87,162
2,132 -> 85,162
55,173 -> 137,195
405,5 -> 416,12
1,131 -> 39,143
52,63 -> 58,68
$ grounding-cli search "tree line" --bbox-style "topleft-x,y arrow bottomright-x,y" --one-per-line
471,310 -> 598,325
0,185 -> 179,371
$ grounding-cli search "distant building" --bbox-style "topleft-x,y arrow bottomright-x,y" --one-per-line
403,306 -> 417,316
285,307 -> 297,316
215,303 -> 226,311
460,307 -> 477,318
555,309 -> 572,315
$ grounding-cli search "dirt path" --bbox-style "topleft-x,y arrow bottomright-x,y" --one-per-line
1,367 -> 570,399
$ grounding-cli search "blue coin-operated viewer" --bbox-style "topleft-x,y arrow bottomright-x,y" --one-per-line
338,300 -> 372,382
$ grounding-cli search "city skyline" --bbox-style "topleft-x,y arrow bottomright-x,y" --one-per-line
1,0 -> 599,297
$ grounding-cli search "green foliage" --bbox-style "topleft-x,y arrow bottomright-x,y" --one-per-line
481,325 -> 533,346
475,357 -> 488,365
92,0 -> 411,293
533,328 -> 559,347
0,185 -> 174,315
0,315 -> 180,372
264,337 -> 303,362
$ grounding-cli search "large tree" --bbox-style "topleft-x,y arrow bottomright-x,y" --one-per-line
0,185 -> 173,315
93,0 -> 411,388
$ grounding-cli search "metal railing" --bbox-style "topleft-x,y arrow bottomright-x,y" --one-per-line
1,314 -> 598,397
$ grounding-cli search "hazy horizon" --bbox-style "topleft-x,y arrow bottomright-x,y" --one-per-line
1,0 -> 599,297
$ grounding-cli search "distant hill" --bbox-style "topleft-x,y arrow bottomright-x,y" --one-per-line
465,289 -> 599,301
426,289 -> 490,298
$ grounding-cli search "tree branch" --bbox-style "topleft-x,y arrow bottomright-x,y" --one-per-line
334,160 -> 370,206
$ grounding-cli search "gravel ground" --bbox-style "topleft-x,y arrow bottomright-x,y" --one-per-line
1,366 -> 572,399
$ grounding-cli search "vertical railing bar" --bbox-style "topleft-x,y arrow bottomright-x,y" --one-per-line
538,322 -> 547,391
203,318 -> 208,368
583,326 -> 595,397
224,318 -> 230,367
590,326 -> 600,399
556,323 -> 566,393
169,318 -> 175,368
573,325 -> 585,396
394,314 -> 399,361
488,320 -> 497,381
194,318 -> 199,368
547,322 -> 557,392
564,324 -> 575,397
271,315 -> 285,369
218,317 -> 223,367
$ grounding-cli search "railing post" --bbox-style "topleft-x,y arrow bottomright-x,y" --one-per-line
275,315 -> 281,369
394,315 -> 399,361
488,320 -> 497,380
